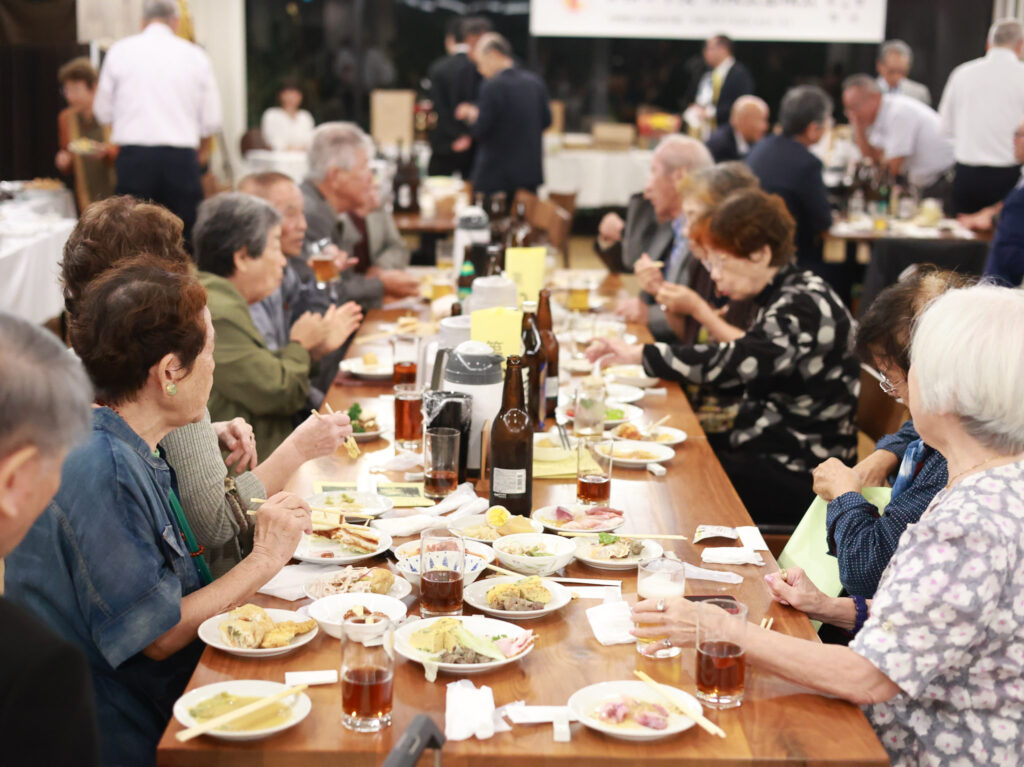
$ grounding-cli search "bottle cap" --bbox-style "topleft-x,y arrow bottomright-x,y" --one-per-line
522,300 -> 538,311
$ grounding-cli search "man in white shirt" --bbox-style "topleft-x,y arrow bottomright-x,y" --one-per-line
938,19 -> 1024,215
93,0 -> 221,245
875,40 -> 932,106
843,74 -> 955,200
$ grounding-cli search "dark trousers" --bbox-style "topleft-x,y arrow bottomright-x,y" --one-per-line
951,163 -> 1021,216
115,145 -> 203,248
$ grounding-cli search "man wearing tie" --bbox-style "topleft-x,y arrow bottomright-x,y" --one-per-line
691,35 -> 755,130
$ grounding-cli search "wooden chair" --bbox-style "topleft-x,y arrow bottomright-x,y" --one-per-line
239,127 -> 269,154
546,191 -> 578,267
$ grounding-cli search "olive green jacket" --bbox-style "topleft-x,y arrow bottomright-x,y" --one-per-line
200,272 -> 311,455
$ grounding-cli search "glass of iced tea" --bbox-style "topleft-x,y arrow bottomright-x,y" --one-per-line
391,335 -> 419,385
635,558 -> 686,658
576,437 -> 613,505
695,598 -> 748,708
340,615 -> 394,732
419,528 -> 464,617
423,427 -> 460,500
393,384 -> 423,449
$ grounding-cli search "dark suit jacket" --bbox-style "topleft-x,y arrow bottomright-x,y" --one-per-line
470,67 -> 551,196
706,124 -> 742,163
986,183 -> 1024,287
746,134 -> 833,264
715,61 -> 755,127
428,51 -> 480,177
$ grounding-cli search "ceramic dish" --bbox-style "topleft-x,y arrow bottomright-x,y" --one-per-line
392,538 -> 496,565
293,528 -> 393,566
393,615 -> 534,675
306,593 -> 408,639
602,364 -> 659,388
393,553 -> 489,588
596,440 -> 674,468
340,358 -> 394,381
532,504 -> 627,534
492,533 -> 576,576
608,424 -> 688,447
302,567 -> 414,601
305,491 -> 394,518
572,537 -> 664,571
450,514 -> 545,543
197,608 -> 319,658
173,680 -> 312,741
568,680 -> 698,741
463,575 -> 572,620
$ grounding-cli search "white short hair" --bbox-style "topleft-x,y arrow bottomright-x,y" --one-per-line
989,18 -> 1024,48
307,122 -> 369,183
143,0 -> 178,23
653,135 -> 713,176
910,284 -> 1024,454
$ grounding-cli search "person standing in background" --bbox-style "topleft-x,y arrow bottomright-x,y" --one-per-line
690,35 -> 755,130
875,40 -> 932,105
94,0 -> 222,246
938,19 -> 1024,216
54,58 -> 117,212
260,79 -> 315,152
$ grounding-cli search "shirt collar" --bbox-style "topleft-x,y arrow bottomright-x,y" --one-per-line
987,46 -> 1020,62
143,21 -> 174,37
714,57 -> 735,77
452,44 -> 470,54
734,129 -> 750,154
92,407 -> 169,470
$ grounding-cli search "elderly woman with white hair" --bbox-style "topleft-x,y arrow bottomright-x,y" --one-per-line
632,283 -> 1024,766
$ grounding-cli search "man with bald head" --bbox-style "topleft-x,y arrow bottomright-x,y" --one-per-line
705,95 -> 769,162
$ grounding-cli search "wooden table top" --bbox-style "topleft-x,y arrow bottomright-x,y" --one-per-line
157,308 -> 887,766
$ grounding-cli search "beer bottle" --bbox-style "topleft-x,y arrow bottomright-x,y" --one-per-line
506,201 -> 534,248
536,289 -> 560,419
392,140 -> 420,214
489,355 -> 533,516
520,300 -> 547,430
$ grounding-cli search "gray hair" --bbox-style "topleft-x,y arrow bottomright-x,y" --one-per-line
910,284 -> 1024,454
653,134 -> 713,176
307,122 -> 369,183
990,18 -> 1024,48
842,73 -> 881,95
142,0 -> 179,23
478,32 -> 513,59
193,192 -> 282,278
877,39 -> 912,65
0,314 -> 92,458
779,85 -> 833,137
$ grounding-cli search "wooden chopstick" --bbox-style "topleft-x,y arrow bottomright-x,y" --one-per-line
644,415 -> 670,434
557,531 -> 688,541
759,616 -> 774,631
633,671 -> 726,739
175,684 -> 308,742
485,562 -> 525,578
248,498 -> 376,520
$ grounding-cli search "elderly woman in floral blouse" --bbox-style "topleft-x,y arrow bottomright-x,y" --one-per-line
634,284 -> 1024,766
587,188 -> 859,526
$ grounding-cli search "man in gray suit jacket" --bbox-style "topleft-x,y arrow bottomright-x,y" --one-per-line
596,135 -> 713,342
876,40 -> 932,105
302,122 -> 419,311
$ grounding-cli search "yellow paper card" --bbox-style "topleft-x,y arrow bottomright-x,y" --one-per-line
314,481 -> 433,508
471,306 -> 523,362
533,450 -> 601,479
504,247 -> 547,306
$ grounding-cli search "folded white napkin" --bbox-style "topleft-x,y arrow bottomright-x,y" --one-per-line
446,496 -> 489,522
444,680 -> 512,741
412,482 -> 478,515
736,526 -> 770,552
683,562 -> 744,584
700,547 -> 765,566
372,514 -> 446,538
373,451 -> 423,473
585,600 -> 636,646
258,563 -> 338,601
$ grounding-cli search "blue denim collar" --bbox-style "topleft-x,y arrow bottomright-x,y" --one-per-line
92,407 -> 169,471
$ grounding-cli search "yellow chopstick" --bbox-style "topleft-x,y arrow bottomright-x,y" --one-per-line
175,684 -> 308,742
557,531 -> 688,541
633,671 -> 726,738
760,616 -> 774,631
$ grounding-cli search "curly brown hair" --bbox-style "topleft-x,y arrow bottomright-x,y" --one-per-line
61,196 -> 189,317
69,257 -> 208,406
692,188 -> 796,266
57,57 -> 98,90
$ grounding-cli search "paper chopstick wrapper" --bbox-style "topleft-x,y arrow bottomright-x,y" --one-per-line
683,562 -> 743,584
701,547 -> 765,566
693,525 -> 769,551
693,524 -> 739,543
735,526 -> 769,551
285,670 -> 338,686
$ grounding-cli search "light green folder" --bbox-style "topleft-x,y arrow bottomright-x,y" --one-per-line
778,487 -> 893,600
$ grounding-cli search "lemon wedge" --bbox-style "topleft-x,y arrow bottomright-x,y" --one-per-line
485,505 -> 511,529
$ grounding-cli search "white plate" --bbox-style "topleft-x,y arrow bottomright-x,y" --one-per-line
340,358 -> 393,380
392,537 -> 497,565
352,428 -> 384,443
608,425 -> 688,447
306,491 -> 394,518
463,575 -> 572,620
572,538 -> 664,571
602,364 -> 659,388
602,384 -> 645,404
173,680 -> 312,741
198,608 -> 319,658
597,440 -> 675,468
293,528 -> 393,565
302,567 -> 414,601
393,615 -> 534,674
568,680 -> 699,741
450,514 -> 545,543
560,402 -> 643,428
531,504 -> 627,534
306,592 -> 408,639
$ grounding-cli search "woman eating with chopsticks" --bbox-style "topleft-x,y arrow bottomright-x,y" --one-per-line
632,284 -> 1024,766
5,259 -> 313,767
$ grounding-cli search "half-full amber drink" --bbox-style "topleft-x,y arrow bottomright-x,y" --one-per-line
577,474 -> 610,504
696,641 -> 745,704
311,254 -> 339,284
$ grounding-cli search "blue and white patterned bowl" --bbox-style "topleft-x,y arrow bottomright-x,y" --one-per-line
394,553 -> 488,589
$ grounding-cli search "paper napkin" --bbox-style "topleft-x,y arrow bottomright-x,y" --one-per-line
700,547 -> 765,566
445,680 -> 512,741
585,600 -> 636,646
258,562 -> 337,601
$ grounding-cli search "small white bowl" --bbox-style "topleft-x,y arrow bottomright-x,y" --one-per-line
493,533 -> 576,576
394,553 -> 489,589
306,593 -> 407,639
392,537 -> 496,565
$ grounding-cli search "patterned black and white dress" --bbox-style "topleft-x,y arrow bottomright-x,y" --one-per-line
642,267 -> 860,474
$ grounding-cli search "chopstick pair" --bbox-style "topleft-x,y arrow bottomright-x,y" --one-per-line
759,616 -> 774,631
312,403 -> 362,459
175,684 -> 308,742
556,531 -> 689,542
633,671 -> 726,739
247,498 -> 376,520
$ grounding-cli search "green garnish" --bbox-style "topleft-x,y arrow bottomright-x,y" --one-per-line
598,532 -> 619,545
605,408 -> 625,420
348,402 -> 363,421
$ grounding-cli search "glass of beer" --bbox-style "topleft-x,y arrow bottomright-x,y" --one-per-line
577,437 -> 613,505
309,238 -> 339,289
391,335 -> 419,385
393,384 -> 423,449
695,598 -> 748,708
340,615 -> 394,732
419,528 -> 464,617
423,427 -> 460,500
567,275 -> 591,312
431,276 -> 455,301
635,558 -> 686,659
435,239 -> 455,271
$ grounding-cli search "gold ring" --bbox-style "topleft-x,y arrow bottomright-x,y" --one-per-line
778,568 -> 788,581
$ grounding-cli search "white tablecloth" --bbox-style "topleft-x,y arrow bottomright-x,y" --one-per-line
0,218 -> 76,324
542,148 -> 654,209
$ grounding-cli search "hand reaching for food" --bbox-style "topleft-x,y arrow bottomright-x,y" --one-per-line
287,410 -> 353,461
585,337 -> 644,366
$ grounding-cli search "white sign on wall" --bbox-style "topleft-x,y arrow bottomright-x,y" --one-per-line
530,0 -> 888,44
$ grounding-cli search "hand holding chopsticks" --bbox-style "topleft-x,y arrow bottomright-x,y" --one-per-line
248,498 -> 376,520
175,684 -> 308,742
633,671 -> 726,739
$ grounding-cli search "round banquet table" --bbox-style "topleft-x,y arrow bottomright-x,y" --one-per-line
0,213 -> 76,325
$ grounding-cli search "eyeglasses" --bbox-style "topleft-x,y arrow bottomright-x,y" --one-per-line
878,373 -> 904,396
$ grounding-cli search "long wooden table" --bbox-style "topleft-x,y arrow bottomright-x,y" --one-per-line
158,309 -> 887,766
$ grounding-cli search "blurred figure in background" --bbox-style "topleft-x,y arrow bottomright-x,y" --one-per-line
690,35 -> 755,130
705,95 -> 770,163
875,40 -> 931,105
54,57 -> 116,212
261,78 -> 315,152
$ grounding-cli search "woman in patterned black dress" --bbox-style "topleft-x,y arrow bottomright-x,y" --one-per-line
587,188 -> 859,526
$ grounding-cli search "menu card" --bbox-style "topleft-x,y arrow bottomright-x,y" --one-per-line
314,481 -> 432,508
471,307 -> 523,362
504,247 -> 547,306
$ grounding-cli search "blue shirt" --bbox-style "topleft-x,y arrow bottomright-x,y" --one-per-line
5,408 -> 204,767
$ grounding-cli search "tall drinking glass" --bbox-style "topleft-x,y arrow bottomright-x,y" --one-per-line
695,598 -> 748,708
577,437 -> 613,505
392,335 -> 419,385
423,427 -> 460,500
419,528 -> 464,617
340,616 -> 394,732
393,384 -> 423,450
635,558 -> 686,658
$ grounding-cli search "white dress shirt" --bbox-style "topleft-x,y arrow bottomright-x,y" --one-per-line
260,108 -> 315,152
94,22 -> 222,148
868,94 -> 955,188
875,75 -> 932,106
938,47 -> 1024,167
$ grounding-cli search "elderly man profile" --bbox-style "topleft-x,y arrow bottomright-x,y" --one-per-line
301,122 -> 418,311
0,313 -> 99,766
595,135 -> 713,342
705,95 -> 769,162
875,39 -> 931,105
